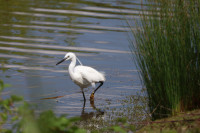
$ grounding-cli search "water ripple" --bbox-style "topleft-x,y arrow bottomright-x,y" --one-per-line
30,21 -> 129,32
0,36 -> 53,42
30,7 -> 120,18
0,41 -> 131,54
3,24 -> 103,34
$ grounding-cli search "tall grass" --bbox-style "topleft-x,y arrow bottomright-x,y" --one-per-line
130,0 -> 200,119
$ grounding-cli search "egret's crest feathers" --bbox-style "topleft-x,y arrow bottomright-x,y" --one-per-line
76,57 -> 83,66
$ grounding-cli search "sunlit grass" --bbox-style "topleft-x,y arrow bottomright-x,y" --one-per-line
130,0 -> 200,119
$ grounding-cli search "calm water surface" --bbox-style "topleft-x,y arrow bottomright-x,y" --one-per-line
0,0 -> 147,118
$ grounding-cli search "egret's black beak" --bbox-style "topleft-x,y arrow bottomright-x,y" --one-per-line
56,58 -> 67,65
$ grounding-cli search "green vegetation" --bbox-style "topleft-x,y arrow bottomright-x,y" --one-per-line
130,0 -> 200,119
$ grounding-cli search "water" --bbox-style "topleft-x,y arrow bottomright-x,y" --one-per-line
0,0 -> 144,118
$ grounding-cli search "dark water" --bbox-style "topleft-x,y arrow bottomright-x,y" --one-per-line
0,0 -> 145,118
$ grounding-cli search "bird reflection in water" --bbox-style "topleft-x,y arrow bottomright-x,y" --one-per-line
41,95 -> 105,121
81,99 -> 104,121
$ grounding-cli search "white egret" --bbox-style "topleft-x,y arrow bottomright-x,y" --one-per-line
56,52 -> 105,101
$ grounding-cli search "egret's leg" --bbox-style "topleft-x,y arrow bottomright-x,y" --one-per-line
83,97 -> 86,107
91,82 -> 96,90
90,81 -> 103,100
90,83 -> 96,100
94,81 -> 104,94
82,89 -> 86,101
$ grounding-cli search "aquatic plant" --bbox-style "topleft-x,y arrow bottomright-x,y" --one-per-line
130,0 -> 200,119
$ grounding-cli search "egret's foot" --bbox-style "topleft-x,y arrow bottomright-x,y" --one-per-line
90,98 -> 94,106
90,92 -> 94,101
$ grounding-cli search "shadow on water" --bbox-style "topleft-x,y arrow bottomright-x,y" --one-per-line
41,95 -> 67,99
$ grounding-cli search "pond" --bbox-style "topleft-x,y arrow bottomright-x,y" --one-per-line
0,0 -> 147,119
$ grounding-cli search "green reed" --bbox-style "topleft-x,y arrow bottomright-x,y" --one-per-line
130,0 -> 200,119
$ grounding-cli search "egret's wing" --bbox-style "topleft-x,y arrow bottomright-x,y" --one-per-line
74,66 -> 97,82
74,66 -> 105,83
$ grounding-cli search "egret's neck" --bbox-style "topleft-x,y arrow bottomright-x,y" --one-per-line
68,57 -> 76,78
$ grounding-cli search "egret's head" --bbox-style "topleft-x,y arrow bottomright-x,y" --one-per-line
56,52 -> 75,65
64,52 -> 76,60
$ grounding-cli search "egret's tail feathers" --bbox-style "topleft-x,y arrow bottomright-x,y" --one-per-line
100,71 -> 106,75
100,71 -> 106,81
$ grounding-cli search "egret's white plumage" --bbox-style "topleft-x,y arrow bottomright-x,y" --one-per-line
56,52 -> 105,101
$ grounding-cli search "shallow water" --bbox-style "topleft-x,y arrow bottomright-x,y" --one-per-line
0,0 -> 146,118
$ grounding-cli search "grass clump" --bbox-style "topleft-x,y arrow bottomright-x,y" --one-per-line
130,0 -> 200,119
